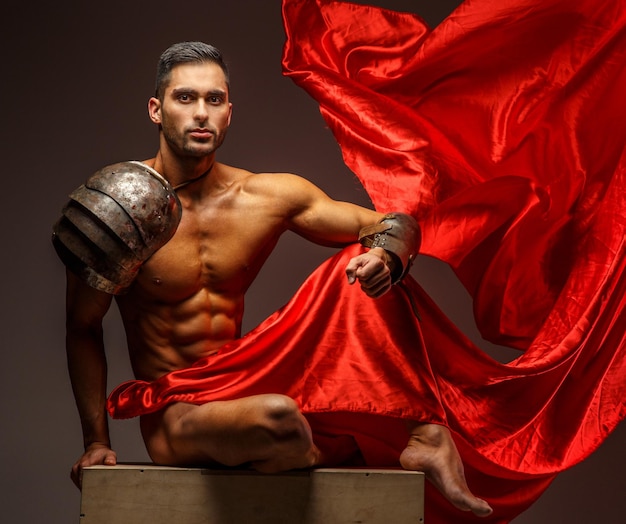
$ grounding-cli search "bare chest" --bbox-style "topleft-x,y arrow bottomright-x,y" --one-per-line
134,197 -> 283,302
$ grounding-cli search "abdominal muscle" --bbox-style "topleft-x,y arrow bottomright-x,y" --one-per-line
116,283 -> 244,382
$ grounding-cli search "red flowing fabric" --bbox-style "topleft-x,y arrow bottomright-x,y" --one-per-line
279,0 -> 626,521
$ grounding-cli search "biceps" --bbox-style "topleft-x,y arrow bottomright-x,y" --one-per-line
66,270 -> 113,329
291,198 -> 382,246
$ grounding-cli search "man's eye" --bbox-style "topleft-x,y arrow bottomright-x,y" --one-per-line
178,94 -> 192,102
209,96 -> 222,104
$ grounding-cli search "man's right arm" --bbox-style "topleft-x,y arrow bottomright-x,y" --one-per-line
65,270 -> 117,489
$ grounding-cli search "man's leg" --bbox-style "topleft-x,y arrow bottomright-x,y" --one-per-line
140,394 -> 321,472
400,422 -> 493,517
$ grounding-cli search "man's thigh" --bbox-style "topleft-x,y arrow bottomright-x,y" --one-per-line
139,394 -> 309,467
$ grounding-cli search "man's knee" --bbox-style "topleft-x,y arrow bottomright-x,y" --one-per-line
261,394 -> 300,421
257,395 -> 308,438
252,395 -> 318,471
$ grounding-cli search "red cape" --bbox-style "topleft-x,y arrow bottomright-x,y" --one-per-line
280,0 -> 626,521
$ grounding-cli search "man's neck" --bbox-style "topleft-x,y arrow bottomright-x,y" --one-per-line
153,151 -> 216,189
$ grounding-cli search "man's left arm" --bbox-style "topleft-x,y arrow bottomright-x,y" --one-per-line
282,174 -> 420,297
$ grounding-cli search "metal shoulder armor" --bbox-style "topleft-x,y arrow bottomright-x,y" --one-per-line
52,161 -> 182,294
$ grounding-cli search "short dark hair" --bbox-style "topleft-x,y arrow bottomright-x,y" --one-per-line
155,41 -> 230,99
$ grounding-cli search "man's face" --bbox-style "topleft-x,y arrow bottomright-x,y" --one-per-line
150,62 -> 232,158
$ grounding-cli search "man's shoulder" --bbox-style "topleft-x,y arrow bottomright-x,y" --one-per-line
238,170 -> 318,194
219,166 -> 324,210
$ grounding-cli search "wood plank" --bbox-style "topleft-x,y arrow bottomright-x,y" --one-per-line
80,465 -> 424,523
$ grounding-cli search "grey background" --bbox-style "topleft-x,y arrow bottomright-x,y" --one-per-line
2,1 -> 624,522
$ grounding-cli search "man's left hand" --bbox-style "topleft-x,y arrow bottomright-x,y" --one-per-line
345,247 -> 392,298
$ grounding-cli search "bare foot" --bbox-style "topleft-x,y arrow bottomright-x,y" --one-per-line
400,423 -> 493,517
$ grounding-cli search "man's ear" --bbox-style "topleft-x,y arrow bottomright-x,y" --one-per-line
148,97 -> 162,124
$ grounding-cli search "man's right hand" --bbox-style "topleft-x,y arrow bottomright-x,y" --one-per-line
71,443 -> 117,489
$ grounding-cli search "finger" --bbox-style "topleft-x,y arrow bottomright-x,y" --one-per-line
345,256 -> 366,284
356,260 -> 389,285
357,254 -> 388,280
103,451 -> 117,465
359,273 -> 391,296
347,252 -> 388,285
358,271 -> 384,288
361,279 -> 391,298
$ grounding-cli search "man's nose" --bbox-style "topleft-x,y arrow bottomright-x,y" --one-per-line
194,100 -> 210,121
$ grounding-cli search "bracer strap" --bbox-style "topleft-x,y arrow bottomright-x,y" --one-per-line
358,213 -> 421,283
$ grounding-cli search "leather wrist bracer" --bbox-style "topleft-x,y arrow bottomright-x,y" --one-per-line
358,213 -> 421,283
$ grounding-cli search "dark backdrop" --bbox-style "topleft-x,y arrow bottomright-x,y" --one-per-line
2,1 -> 624,522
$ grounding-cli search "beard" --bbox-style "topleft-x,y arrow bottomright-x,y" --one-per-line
161,118 -> 228,158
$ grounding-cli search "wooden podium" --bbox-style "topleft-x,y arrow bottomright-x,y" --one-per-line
80,465 -> 425,523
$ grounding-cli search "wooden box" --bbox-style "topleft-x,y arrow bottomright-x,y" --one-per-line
80,465 -> 425,523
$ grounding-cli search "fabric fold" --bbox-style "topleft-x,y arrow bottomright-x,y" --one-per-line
280,0 -> 625,521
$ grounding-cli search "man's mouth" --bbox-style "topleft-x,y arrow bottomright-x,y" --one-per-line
189,129 -> 213,140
